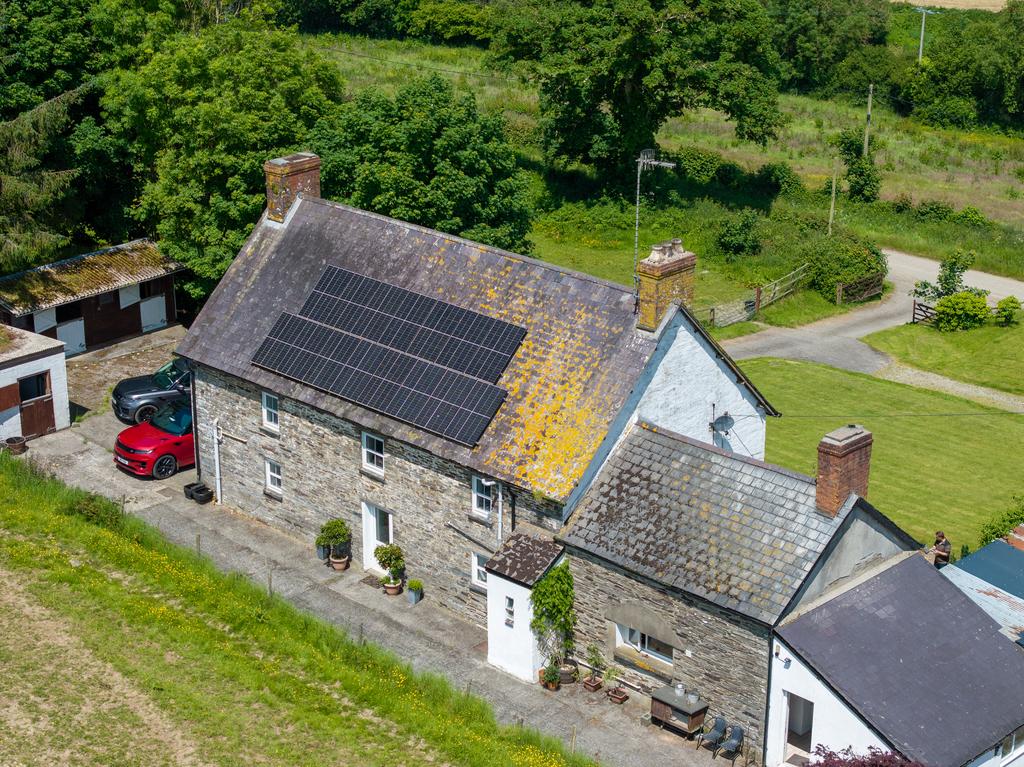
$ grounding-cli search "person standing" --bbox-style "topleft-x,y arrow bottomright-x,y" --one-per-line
932,531 -> 951,569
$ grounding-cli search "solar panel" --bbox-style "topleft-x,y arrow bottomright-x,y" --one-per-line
253,313 -> 511,446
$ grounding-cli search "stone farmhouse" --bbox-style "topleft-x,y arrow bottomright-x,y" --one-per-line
177,152 -> 964,762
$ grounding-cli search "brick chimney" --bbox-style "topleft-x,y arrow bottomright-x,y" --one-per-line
816,424 -> 873,517
1007,525 -> 1024,552
636,238 -> 697,331
264,152 -> 321,223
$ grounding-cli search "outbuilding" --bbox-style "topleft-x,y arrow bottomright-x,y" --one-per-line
0,325 -> 69,441
0,240 -> 184,356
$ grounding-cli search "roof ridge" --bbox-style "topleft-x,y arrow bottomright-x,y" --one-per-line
637,420 -> 816,485
0,238 -> 158,284
298,195 -> 635,298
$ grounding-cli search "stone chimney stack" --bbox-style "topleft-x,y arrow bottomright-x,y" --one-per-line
636,238 -> 697,331
264,152 -> 321,223
816,424 -> 873,517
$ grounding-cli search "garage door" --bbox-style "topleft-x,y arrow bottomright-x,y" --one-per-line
140,295 -> 167,333
56,318 -> 86,356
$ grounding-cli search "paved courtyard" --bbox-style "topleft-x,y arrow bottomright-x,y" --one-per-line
18,334 -> 736,767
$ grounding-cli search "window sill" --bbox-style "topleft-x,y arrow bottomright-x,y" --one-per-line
259,425 -> 280,438
614,646 -> 674,683
360,467 -> 385,483
467,513 -> 493,529
263,488 -> 283,502
470,583 -> 487,595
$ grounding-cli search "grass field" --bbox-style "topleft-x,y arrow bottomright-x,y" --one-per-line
0,455 -> 588,767
864,321 -> 1024,396
746,357 -> 1024,549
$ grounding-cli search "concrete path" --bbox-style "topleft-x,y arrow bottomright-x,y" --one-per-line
21,413 -> 721,767
723,249 -> 1024,374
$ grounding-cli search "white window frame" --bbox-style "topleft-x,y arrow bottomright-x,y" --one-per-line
261,391 -> 280,432
1002,725 -> 1024,764
470,551 -> 489,589
361,431 -> 385,474
504,595 -> 515,627
620,625 -> 673,664
264,458 -> 283,495
471,476 -> 493,520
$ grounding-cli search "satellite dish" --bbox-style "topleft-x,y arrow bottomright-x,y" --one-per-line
712,413 -> 735,435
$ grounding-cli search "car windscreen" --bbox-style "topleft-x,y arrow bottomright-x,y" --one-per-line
152,360 -> 177,389
151,406 -> 192,436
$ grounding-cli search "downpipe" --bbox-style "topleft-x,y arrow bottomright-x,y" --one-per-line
212,417 -> 223,505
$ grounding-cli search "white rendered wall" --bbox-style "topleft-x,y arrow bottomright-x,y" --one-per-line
0,350 -> 69,439
487,575 -> 542,683
766,639 -> 886,767
636,313 -> 767,459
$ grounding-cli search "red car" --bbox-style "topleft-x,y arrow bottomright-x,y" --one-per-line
114,403 -> 195,479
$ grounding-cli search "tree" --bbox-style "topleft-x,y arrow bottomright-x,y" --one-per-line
831,127 -> 880,203
101,17 -> 345,297
811,745 -> 924,767
0,89 -> 83,273
310,75 -> 532,253
912,249 -> 987,302
489,0 -> 783,170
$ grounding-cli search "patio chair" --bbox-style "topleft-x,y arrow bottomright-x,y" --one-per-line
696,716 -> 727,751
715,725 -> 744,763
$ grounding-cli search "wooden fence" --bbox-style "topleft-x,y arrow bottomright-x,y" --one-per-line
702,263 -> 811,328
836,272 -> 885,304
911,300 -> 937,324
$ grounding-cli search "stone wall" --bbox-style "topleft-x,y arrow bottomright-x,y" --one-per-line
570,550 -> 770,757
194,365 -> 562,625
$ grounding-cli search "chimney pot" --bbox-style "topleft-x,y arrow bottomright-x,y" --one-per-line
635,236 -> 698,331
264,152 -> 321,223
816,424 -> 873,517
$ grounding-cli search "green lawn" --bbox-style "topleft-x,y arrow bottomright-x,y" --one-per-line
0,455 -> 589,767
864,321 -> 1024,396
746,358 -> 1024,550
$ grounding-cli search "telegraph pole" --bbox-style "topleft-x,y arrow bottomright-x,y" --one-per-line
828,158 -> 839,237
862,83 -> 874,158
915,7 -> 939,63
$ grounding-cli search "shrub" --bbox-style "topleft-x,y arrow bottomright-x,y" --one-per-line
806,236 -> 887,304
717,210 -> 762,261
675,147 -> 722,185
891,193 -> 914,214
585,643 -> 606,675
714,161 -> 746,188
374,543 -> 405,582
407,0 -> 493,44
951,206 -> 989,228
542,663 -> 561,684
979,496 -> 1024,546
933,292 -> 990,332
316,518 -> 352,547
59,493 -> 125,532
995,296 -> 1021,326
408,579 -> 423,592
846,157 -> 881,203
915,199 -> 955,222
912,250 -> 987,302
755,162 -> 804,196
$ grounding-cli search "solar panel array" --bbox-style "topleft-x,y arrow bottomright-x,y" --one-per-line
252,266 -> 526,446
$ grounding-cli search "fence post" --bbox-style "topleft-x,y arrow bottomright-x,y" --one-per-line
709,307 -> 716,327
754,286 -> 762,312
835,283 -> 844,305
912,300 -> 917,323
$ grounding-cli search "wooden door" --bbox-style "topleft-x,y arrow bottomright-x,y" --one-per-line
19,372 -> 56,439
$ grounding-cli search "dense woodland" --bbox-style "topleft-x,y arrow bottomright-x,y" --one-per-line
2,0 -> 1022,301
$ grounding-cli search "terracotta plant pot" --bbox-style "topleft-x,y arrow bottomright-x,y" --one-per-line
583,676 -> 603,692
329,555 -> 351,571
383,581 -> 403,596
543,679 -> 560,691
607,687 -> 628,704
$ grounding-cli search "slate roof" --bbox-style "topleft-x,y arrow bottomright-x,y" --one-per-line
486,533 -> 563,587
779,555 -> 1024,767
177,196 -> 657,500
0,240 -> 183,316
955,540 -> 1024,599
559,421 -> 847,624
943,564 -> 1024,643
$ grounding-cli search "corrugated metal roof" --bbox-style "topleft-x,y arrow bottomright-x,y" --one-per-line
0,240 -> 184,316
779,555 -> 1024,767
559,421 -> 845,624
943,565 -> 1024,642
176,197 -> 657,501
956,540 -> 1024,600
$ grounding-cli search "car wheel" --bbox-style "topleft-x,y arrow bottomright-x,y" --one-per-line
152,455 -> 177,480
134,404 -> 158,423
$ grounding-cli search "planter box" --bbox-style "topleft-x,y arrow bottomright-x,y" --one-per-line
583,676 -> 603,692
608,688 -> 629,705
408,589 -> 423,605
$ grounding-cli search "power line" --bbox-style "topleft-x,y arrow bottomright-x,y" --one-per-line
731,411 -> 1024,419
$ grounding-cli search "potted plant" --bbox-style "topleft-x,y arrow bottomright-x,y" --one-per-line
604,666 -> 628,704
542,662 -> 561,691
407,579 -> 423,605
583,643 -> 606,692
317,519 -> 351,570
374,543 -> 404,595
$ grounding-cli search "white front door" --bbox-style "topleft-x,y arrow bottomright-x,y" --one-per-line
361,503 -> 392,573
140,295 -> 167,333
56,318 -> 86,355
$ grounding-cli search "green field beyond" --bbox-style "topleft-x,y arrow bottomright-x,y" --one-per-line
747,358 -> 1024,549
864,322 -> 1024,397
0,456 -> 588,767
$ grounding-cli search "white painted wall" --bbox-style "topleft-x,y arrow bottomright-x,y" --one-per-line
766,638 -> 886,767
636,312 -> 767,459
0,348 -> 70,439
487,574 -> 542,683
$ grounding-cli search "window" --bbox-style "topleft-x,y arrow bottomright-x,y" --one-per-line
471,552 -> 489,589
55,302 -> 82,323
1003,725 -> 1024,764
471,476 -> 493,519
261,392 -> 279,431
362,432 -> 384,473
18,373 -> 49,402
264,459 -> 282,495
140,279 -> 162,299
505,596 -> 515,627
374,506 -> 392,546
98,291 -> 115,306
621,626 -> 673,664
